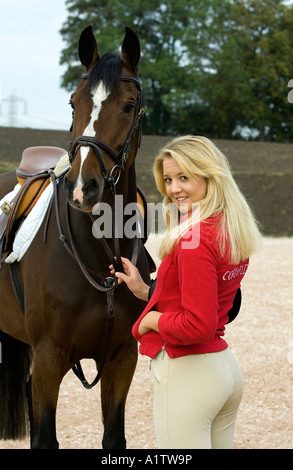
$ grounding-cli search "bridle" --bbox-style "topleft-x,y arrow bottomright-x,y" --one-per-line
68,74 -> 144,187
58,73 -> 145,389
66,72 -> 144,275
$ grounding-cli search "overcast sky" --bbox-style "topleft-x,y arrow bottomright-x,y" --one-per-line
0,0 -> 71,130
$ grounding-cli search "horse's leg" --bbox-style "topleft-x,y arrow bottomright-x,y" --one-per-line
100,337 -> 138,449
26,375 -> 34,447
30,346 -> 65,449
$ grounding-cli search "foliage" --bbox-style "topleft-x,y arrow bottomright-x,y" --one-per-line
194,0 -> 293,141
60,0 -> 293,141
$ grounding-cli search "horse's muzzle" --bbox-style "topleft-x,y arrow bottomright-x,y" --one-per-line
63,174 -> 104,212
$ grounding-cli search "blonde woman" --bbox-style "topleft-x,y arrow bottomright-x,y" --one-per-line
110,135 -> 262,449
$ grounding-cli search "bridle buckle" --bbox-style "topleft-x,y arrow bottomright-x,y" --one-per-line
109,165 -> 121,186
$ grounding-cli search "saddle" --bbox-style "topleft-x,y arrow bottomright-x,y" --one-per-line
1,146 -> 67,254
15,146 -> 68,212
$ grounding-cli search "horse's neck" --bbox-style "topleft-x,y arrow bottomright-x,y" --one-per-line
113,163 -> 138,253
117,162 -> 137,205
57,163 -> 138,265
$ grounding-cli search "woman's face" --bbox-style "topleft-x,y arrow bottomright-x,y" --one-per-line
163,157 -> 207,213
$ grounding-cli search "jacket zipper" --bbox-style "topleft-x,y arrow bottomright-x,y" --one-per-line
150,345 -> 166,369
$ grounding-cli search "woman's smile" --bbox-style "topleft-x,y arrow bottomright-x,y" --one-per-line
163,157 -> 207,213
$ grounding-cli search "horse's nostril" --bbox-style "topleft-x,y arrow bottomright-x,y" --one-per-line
84,178 -> 99,198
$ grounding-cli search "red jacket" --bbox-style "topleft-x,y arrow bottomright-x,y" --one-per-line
132,217 -> 249,359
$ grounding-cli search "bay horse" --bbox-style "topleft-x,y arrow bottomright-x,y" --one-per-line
0,26 -> 152,449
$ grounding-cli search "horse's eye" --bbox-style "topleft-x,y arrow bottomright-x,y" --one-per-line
123,102 -> 135,114
69,99 -> 75,110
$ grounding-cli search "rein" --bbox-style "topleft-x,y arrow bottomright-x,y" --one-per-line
60,73 -> 144,389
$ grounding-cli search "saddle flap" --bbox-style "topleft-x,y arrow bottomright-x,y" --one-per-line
17,146 -> 67,180
4,173 -> 51,254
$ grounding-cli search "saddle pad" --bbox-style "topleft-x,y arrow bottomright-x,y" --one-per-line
5,182 -> 53,264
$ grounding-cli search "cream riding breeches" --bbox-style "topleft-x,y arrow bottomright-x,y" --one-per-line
151,348 -> 243,449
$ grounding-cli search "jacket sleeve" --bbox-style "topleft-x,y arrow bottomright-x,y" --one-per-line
158,231 -> 219,346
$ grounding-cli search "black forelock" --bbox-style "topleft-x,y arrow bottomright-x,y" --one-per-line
86,53 -> 122,93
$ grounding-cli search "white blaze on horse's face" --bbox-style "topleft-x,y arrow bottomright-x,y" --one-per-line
73,80 -> 110,204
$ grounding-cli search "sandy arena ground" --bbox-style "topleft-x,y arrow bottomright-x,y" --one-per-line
0,236 -> 292,450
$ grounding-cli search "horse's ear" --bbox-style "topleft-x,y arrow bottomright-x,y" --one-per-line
121,27 -> 140,74
78,25 -> 100,69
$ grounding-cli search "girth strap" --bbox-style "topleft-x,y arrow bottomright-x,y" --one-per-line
9,261 -> 25,313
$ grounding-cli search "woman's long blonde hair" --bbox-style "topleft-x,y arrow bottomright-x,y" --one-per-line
153,135 -> 262,263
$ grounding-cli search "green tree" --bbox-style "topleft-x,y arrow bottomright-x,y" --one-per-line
191,0 -> 293,141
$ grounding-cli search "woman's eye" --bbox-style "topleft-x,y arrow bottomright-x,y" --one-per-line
123,103 -> 135,114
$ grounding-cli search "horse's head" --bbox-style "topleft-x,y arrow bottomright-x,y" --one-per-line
64,26 -> 143,212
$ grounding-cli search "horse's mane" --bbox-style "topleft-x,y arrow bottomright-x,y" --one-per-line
86,53 -> 122,93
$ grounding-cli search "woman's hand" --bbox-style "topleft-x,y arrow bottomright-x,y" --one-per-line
110,258 -> 162,335
109,257 -> 150,301
138,310 -> 162,335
